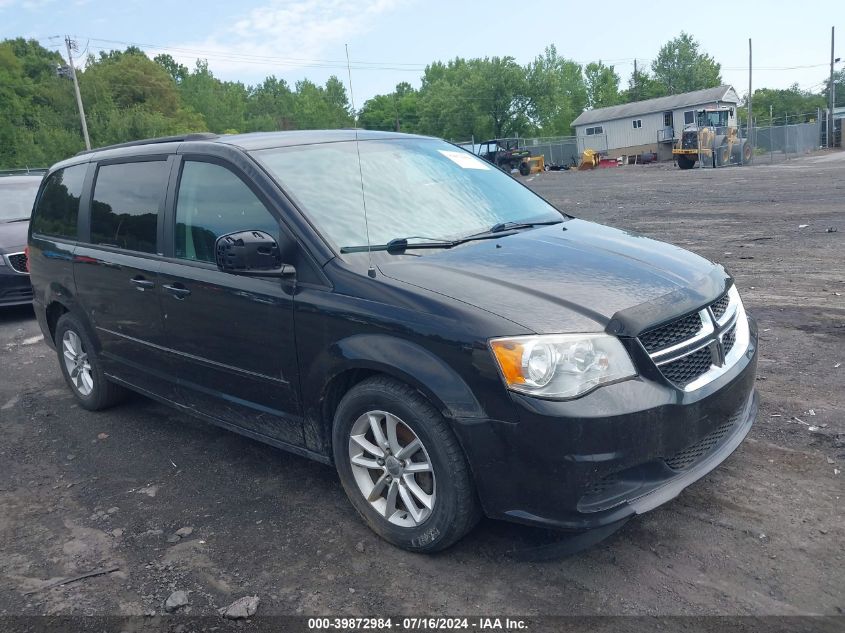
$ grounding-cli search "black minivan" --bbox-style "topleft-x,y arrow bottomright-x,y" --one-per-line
28,131 -> 758,552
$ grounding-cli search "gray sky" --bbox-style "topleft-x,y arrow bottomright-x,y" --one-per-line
2,0 -> 842,104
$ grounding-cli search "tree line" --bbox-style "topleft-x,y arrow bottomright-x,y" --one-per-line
1,33 -> 840,169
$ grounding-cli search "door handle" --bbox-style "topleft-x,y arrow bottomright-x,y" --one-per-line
162,283 -> 191,299
130,277 -> 155,291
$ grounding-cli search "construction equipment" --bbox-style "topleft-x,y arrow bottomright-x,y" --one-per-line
672,107 -> 753,169
578,149 -> 600,170
477,138 -> 532,171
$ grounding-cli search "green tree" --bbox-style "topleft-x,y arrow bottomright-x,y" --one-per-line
360,82 -> 420,132
245,75 -> 296,131
524,45 -> 587,135
584,61 -> 620,109
621,66 -> 667,102
820,68 -> 845,109
747,84 -> 826,125
651,32 -> 722,95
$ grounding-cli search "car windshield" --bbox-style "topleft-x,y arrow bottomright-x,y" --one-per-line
252,138 -> 562,251
0,178 -> 42,221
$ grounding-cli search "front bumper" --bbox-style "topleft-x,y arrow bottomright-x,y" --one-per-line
0,262 -> 32,306
454,319 -> 758,531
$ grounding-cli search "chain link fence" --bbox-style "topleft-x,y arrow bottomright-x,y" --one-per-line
742,121 -> 822,165
519,136 -> 580,168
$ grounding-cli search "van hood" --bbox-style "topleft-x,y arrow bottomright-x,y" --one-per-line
0,219 -> 29,253
377,219 -> 722,334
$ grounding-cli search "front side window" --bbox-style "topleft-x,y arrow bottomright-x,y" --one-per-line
253,138 -> 562,251
91,161 -> 168,253
174,161 -> 279,263
30,165 -> 87,238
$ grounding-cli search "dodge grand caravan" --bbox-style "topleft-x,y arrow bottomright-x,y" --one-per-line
28,131 -> 758,552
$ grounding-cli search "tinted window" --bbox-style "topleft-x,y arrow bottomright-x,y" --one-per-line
30,165 -> 86,238
91,161 -> 168,253
175,161 -> 278,263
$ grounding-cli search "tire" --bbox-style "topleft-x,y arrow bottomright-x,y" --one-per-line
742,142 -> 753,164
518,161 -> 531,176
55,313 -> 127,411
332,376 -> 481,552
677,155 -> 696,170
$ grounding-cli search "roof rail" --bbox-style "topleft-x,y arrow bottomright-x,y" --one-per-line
0,167 -> 49,176
75,133 -> 220,156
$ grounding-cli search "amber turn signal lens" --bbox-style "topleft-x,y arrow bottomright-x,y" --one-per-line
489,339 -> 526,385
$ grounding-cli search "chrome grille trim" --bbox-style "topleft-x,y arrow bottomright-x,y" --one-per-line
640,286 -> 749,392
4,252 -> 29,275
650,310 -> 713,361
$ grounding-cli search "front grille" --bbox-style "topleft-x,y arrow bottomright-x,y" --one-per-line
7,252 -> 28,274
583,472 -> 620,498
659,346 -> 713,388
722,324 -> 737,356
682,131 -> 698,149
710,293 -> 730,320
640,312 -> 703,353
664,418 -> 736,470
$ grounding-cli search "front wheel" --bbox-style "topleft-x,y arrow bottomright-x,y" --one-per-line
677,155 -> 696,170
332,377 -> 481,552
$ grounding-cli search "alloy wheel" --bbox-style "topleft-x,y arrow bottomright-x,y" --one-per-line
62,330 -> 93,397
348,410 -> 436,527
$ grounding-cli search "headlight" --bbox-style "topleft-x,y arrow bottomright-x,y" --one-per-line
489,334 -> 637,399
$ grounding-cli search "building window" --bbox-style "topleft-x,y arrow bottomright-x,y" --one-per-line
585,126 -> 603,136
684,110 -> 695,125
632,119 -> 642,129
663,112 -> 672,127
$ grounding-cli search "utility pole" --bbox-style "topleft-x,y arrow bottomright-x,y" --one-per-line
65,36 -> 90,150
633,58 -> 638,101
829,27 -> 835,148
747,38 -> 753,158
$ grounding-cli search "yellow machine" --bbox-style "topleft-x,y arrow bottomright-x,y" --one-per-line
578,149 -> 600,170
672,108 -> 753,169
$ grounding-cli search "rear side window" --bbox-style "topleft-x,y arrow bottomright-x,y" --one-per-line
175,161 -> 278,263
91,161 -> 168,254
31,164 -> 87,239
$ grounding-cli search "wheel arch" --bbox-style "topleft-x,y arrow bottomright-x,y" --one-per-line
305,334 -> 486,457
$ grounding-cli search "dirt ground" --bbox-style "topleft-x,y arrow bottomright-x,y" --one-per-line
0,152 -> 843,622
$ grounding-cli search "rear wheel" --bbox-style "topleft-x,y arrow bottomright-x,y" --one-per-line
55,313 -> 127,411
332,376 -> 481,552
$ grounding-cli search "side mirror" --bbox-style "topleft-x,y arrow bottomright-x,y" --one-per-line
214,230 -> 295,278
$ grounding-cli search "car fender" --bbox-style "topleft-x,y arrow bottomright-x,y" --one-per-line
302,333 -> 486,455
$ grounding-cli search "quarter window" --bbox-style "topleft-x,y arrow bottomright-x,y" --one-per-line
30,164 -> 87,239
91,161 -> 168,253
175,161 -> 279,263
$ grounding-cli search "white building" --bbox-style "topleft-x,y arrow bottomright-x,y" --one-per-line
571,85 -> 740,161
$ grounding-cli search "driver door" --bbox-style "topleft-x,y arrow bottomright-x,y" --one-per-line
158,158 -> 303,447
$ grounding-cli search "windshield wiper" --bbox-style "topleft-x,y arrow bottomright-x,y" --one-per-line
339,220 -> 566,254
489,219 -> 564,233
340,236 -> 459,254
461,219 -> 564,241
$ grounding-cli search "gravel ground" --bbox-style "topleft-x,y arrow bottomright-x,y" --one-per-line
0,151 -> 843,621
